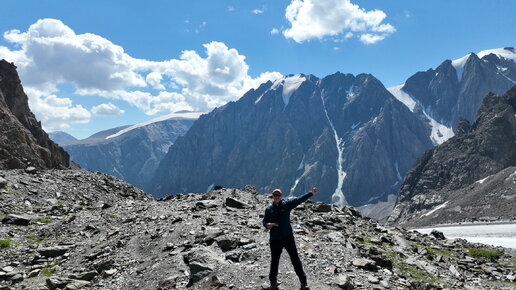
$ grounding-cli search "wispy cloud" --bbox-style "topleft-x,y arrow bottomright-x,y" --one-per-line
283,0 -> 395,44
0,19 -> 282,130
252,9 -> 264,14
270,28 -> 280,35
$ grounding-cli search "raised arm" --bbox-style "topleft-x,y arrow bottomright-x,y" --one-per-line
284,187 -> 317,210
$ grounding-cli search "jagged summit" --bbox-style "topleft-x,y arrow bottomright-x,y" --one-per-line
389,86 -> 516,227
0,169 -> 515,289
0,60 -> 69,169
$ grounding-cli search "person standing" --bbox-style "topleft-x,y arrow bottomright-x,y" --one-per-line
262,187 -> 317,290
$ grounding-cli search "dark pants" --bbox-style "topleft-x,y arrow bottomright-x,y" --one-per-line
269,235 -> 306,284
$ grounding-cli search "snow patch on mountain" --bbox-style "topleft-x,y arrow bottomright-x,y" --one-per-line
423,111 -> 454,145
387,84 -> 417,112
270,75 -> 306,106
451,53 -> 471,82
320,92 -> 348,207
421,201 -> 449,217
106,111 -> 203,139
477,47 -> 516,62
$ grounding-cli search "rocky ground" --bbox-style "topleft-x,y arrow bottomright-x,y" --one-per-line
0,169 -> 515,290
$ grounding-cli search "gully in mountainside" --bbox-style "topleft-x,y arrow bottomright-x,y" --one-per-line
262,186 -> 317,290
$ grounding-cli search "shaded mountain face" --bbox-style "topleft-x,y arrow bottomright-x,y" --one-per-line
48,131 -> 78,145
151,73 -> 434,206
63,117 -> 197,192
388,86 -> 516,227
1,169 -> 515,289
395,47 -> 516,128
0,60 -> 69,169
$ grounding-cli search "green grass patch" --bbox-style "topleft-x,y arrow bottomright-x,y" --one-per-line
40,267 -> 55,277
4,187 -> 19,194
0,239 -> 12,249
36,216 -> 53,224
26,234 -> 43,245
109,214 -> 120,219
416,244 -> 456,258
396,261 -> 441,285
468,248 -> 503,260
356,236 -> 375,245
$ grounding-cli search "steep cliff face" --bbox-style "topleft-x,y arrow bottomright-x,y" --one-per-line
389,86 -> 516,227
0,60 -> 69,169
400,47 -> 516,127
63,115 -> 198,192
151,73 -> 434,205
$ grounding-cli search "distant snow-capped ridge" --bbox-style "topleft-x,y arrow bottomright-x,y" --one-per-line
106,111 -> 204,139
451,47 -> 515,81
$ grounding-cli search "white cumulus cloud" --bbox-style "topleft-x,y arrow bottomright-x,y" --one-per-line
0,18 -> 282,129
283,0 -> 395,44
91,103 -> 125,116
24,88 -> 91,131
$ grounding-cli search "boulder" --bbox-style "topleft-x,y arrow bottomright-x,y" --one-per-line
225,197 -> 249,209
38,245 -> 71,257
312,203 -> 332,212
333,274 -> 354,289
2,214 -> 31,226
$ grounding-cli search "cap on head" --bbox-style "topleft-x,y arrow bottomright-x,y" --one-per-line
272,189 -> 282,197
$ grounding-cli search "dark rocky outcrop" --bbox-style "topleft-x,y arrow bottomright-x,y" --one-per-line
0,169 -> 515,289
389,86 -> 516,226
0,60 -> 69,169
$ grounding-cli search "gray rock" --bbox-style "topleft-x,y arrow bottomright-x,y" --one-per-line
430,230 -> 445,240
25,166 -> 37,174
2,214 -> 31,226
333,274 -> 354,289
352,258 -> 377,271
38,245 -> 71,257
0,177 -> 6,188
225,197 -> 249,209
312,203 -> 332,212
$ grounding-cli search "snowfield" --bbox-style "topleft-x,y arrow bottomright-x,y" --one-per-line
414,223 -> 516,249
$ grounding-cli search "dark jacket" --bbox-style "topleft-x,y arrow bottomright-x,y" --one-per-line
262,192 -> 313,240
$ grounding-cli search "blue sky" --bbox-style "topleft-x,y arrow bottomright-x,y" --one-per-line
0,0 -> 514,139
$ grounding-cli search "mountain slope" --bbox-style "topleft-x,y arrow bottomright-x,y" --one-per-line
48,131 -> 78,145
388,86 -> 516,227
63,112 -> 201,191
151,73 -> 434,206
390,47 -> 516,134
0,60 -> 69,169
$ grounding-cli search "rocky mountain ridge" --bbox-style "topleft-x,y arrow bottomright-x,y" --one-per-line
388,86 -> 516,227
0,60 -> 69,170
151,72 -> 434,208
1,169 -> 515,289
62,114 -> 199,192
151,47 -> 516,214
